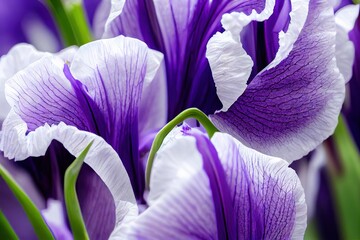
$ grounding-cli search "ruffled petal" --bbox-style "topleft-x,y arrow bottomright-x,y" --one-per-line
211,132 -> 307,239
211,0 -> 345,161
206,0 -> 275,111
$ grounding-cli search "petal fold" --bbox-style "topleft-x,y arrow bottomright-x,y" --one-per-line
0,111 -> 138,238
212,0 -> 345,161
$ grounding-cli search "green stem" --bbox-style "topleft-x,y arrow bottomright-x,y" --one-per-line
45,0 -> 77,46
0,164 -> 54,239
64,141 -> 93,240
0,210 -> 19,240
145,108 -> 218,188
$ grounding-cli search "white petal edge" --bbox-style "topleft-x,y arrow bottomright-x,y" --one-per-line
0,44 -> 49,121
207,0 -> 275,112
0,111 -> 138,237
211,132 -> 307,239
266,0 -> 309,70
335,4 -> 359,83
102,0 -> 126,38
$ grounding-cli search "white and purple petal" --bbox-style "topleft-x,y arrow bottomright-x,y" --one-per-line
117,126 -> 306,239
211,132 -> 307,239
2,35 -> 164,198
211,0 -> 345,161
103,0 -> 271,118
0,44 -> 49,121
1,111 -> 138,239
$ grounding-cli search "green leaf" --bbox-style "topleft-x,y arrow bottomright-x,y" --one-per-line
0,164 -> 54,239
64,141 -> 93,240
44,0 -> 77,46
145,108 -> 218,188
0,210 -> 19,240
65,2 -> 93,45
44,0 -> 93,46
329,115 -> 360,239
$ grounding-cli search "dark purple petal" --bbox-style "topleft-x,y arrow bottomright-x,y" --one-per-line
212,0 -> 345,161
69,36 -> 162,198
192,132 -> 236,239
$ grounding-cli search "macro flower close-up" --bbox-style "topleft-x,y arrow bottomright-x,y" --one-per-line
0,0 -> 359,239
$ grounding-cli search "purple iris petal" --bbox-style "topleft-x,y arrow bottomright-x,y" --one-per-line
104,0 -> 268,119
211,0 -> 345,161
211,132 -> 306,239
5,36 -> 156,199
117,126 -> 306,239
1,36 -> 161,237
191,131 -> 236,239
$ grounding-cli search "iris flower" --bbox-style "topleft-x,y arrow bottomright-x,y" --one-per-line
116,125 -> 307,239
0,36 -> 166,238
0,0 -> 353,238
102,0 -> 349,162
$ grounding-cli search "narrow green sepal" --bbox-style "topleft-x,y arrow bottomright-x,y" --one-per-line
0,210 -> 19,240
64,141 -> 93,240
0,164 -> 55,239
145,108 -> 219,188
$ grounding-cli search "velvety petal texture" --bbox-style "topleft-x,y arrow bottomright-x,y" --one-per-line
116,126 -> 306,239
211,0 -> 345,161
